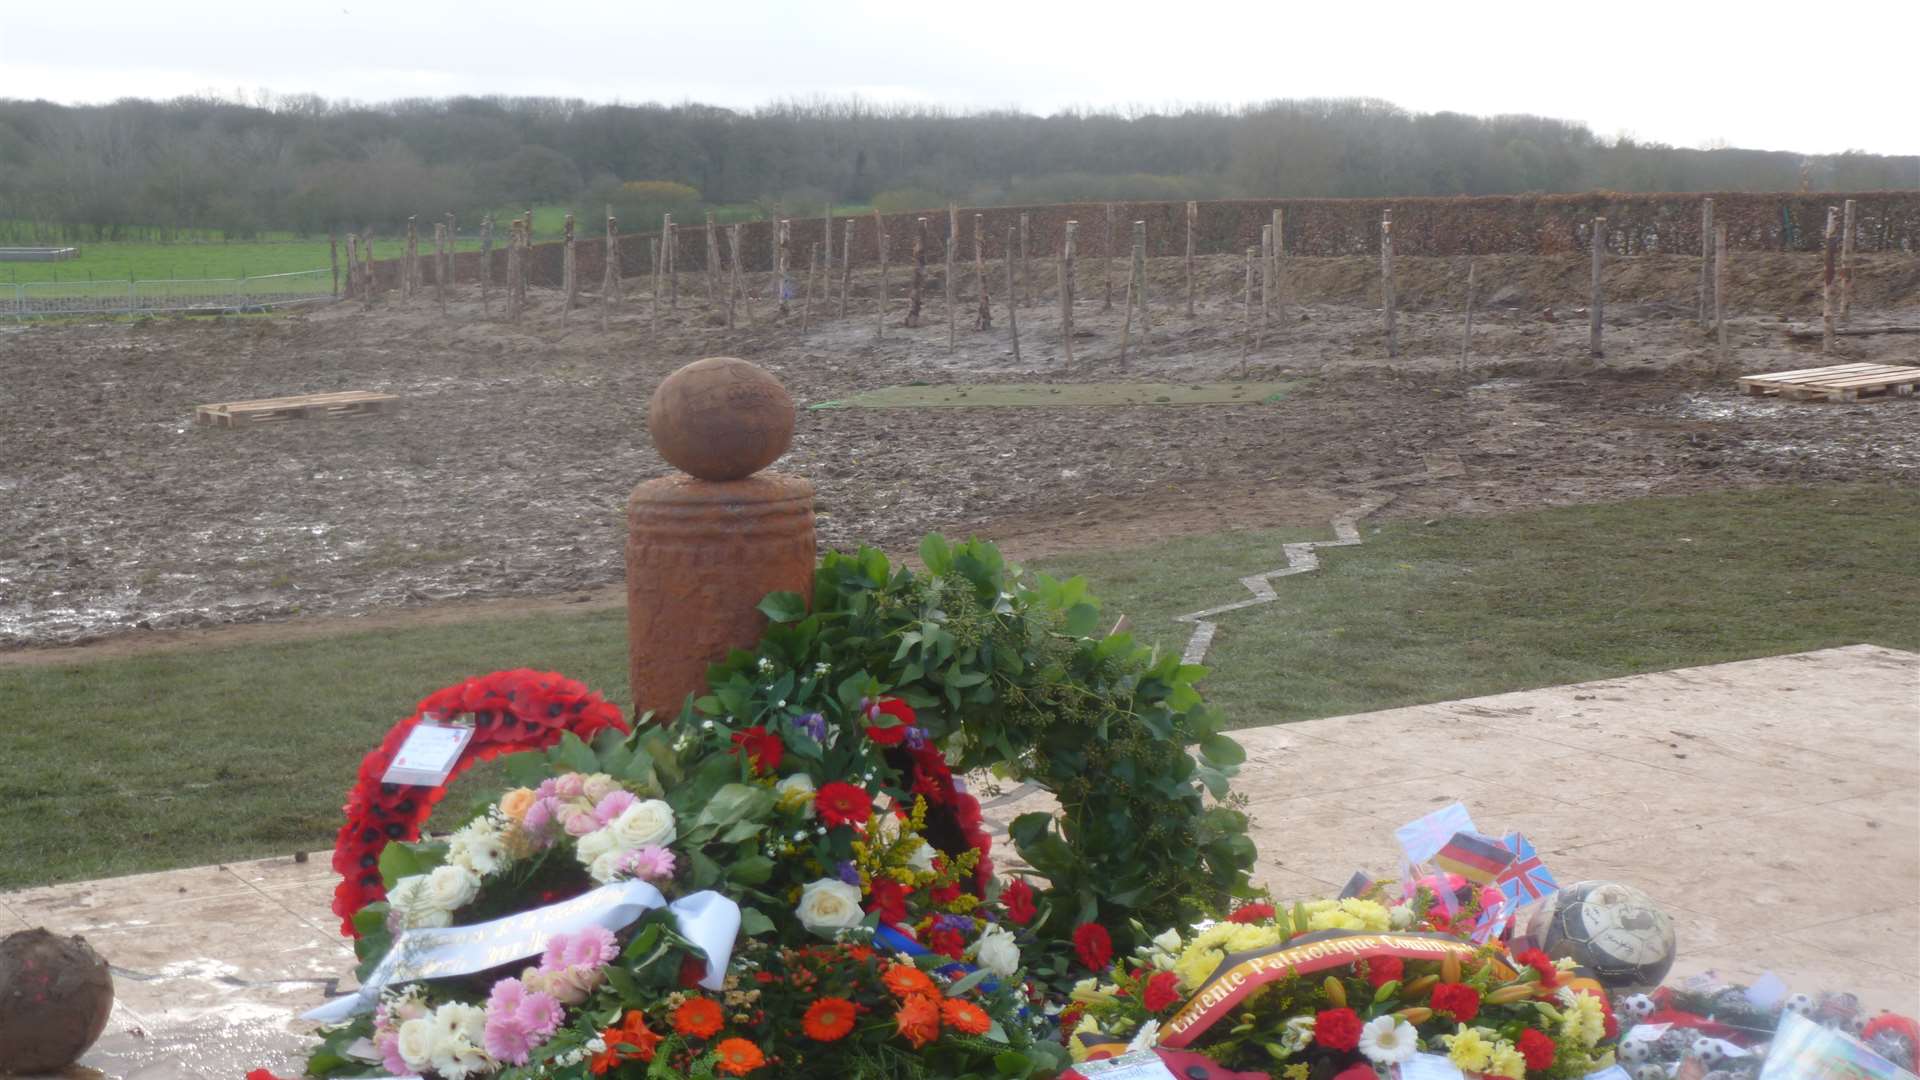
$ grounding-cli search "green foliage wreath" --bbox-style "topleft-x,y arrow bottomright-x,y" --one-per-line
693,535 -> 1257,952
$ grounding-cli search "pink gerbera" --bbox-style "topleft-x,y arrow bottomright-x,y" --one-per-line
542,925 -> 618,971
484,978 -> 565,1064
618,844 -> 677,884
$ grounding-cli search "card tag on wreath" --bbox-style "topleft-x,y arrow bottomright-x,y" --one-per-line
381,722 -> 473,787
1069,1050 -> 1177,1079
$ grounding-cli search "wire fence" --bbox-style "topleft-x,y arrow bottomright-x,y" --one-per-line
2,268 -> 335,318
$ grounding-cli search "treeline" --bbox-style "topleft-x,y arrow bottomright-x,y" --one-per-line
0,94 -> 1913,241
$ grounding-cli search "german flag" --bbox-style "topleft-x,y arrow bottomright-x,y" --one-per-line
1433,830 -> 1514,885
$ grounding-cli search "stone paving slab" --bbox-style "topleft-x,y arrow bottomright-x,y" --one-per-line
5,644 -> 1914,1078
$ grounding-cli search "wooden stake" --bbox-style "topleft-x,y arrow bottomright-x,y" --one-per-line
1461,258 -> 1477,373
802,242 -> 818,332
974,213 -> 991,330
1273,208 -> 1289,325
1259,224 -> 1273,350
1004,223 -> 1020,363
405,216 -> 418,302
506,220 -> 523,322
1242,246 -> 1255,378
665,215 -> 678,309
777,219 -> 791,315
1699,197 -> 1714,327
479,217 -> 493,314
706,212 -> 721,306
520,211 -> 533,297
444,212 -> 455,298
728,224 -> 743,329
1103,202 -> 1116,311
345,233 -> 358,303
874,208 -> 887,340
1715,221 -> 1729,363
822,203 -> 832,301
435,222 -> 449,316
946,203 -> 958,351
1590,216 -> 1605,358
1120,220 -> 1143,369
1019,212 -> 1031,302
561,214 -> 576,322
1381,210 -> 1397,358
1822,205 -> 1838,355
1840,198 -> 1856,322
839,219 -> 855,318
770,201 -> 783,301
1060,220 -> 1077,369
1184,201 -> 1197,317
329,231 -> 339,297
363,233 -> 375,307
646,236 -> 658,335
908,217 -> 927,328
603,213 -> 621,308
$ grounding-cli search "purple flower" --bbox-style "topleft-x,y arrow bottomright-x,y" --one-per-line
592,789 -> 638,825
796,712 -> 827,743
904,726 -> 928,750
836,860 -> 861,886
935,914 -> 974,933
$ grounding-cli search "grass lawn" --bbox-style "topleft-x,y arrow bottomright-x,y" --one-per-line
2,485 -> 1915,890
1,236 -> 489,286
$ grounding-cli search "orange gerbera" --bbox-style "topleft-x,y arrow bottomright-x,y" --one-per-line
672,995 -> 726,1038
940,997 -> 992,1035
882,963 -> 936,999
614,1011 -> 662,1061
714,1037 -> 766,1076
895,992 -> 942,1049
803,996 -> 858,1041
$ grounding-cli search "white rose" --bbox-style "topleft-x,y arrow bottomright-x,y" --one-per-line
423,864 -> 481,912
581,773 -> 620,802
774,774 -> 817,816
794,878 -> 865,934
587,850 -> 624,884
575,826 -> 620,867
396,1018 -> 437,1070
972,923 -> 1021,977
607,800 -> 677,850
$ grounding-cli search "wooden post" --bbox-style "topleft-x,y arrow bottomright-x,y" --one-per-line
1120,220 -> 1143,368
1461,258 -> 1476,373
646,236 -> 658,334
874,208 -> 887,340
1381,210 -> 1397,358
1103,202 -> 1116,311
506,220 -> 523,322
1060,220 -> 1077,368
839,219 -> 855,318
770,201 -> 783,300
479,217 -> 493,314
1184,201 -> 1197,317
946,203 -> 958,351
329,231 -> 340,297
706,212 -> 721,306
1840,198 -> 1856,322
822,203 -> 833,303
1698,197 -> 1714,327
802,242 -> 818,332
908,217 -> 927,327
1259,224 -> 1273,350
1273,208 -> 1289,325
777,219 -> 792,315
404,216 -> 418,302
727,224 -> 743,329
666,216 -> 679,309
1715,221 -> 1729,363
1133,219 -> 1151,343
1004,223 -> 1020,363
435,222 -> 449,316
443,211 -> 455,298
1822,205 -> 1838,355
561,213 -> 576,322
1019,212 -> 1031,302
1590,216 -> 1605,358
1242,246 -> 1255,378
974,213 -> 991,330
520,211 -> 533,298
363,232 -> 376,307
345,233 -> 358,302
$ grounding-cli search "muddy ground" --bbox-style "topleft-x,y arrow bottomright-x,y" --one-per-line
3,252 -> 1917,653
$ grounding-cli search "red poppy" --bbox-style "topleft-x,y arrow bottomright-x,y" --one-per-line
1001,879 -> 1037,925
865,698 -> 915,745
1430,983 -> 1481,1023
1313,1007 -> 1363,1051
1518,1028 -> 1557,1071
1072,923 -> 1113,971
1226,902 -> 1275,924
728,726 -> 783,774
814,782 -> 873,828
866,877 -> 911,924
1363,954 -> 1404,988
1143,971 -> 1182,1013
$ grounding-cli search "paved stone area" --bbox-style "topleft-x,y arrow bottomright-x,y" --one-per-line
6,644 -> 1915,1078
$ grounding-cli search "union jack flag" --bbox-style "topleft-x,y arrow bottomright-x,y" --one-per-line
1494,832 -> 1559,903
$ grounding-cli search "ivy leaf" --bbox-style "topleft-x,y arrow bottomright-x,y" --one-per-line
919,533 -> 954,573
725,855 -> 775,884
693,783 -> 775,831
739,907 -> 776,936
1063,602 -> 1101,638
1200,733 -> 1247,767
757,591 -> 807,624
552,731 -> 599,775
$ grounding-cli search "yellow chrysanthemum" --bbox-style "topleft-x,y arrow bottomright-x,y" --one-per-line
1487,1041 -> 1527,1079
1225,924 -> 1283,954
1338,898 -> 1391,931
1444,1025 -> 1494,1073
1282,1066 -> 1310,1080
1559,991 -> 1606,1047
1174,946 -> 1226,992
1069,1015 -> 1102,1063
1307,910 -> 1364,932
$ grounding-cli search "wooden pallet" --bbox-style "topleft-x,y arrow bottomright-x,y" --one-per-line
196,390 -> 398,427
1737,363 -> 1920,403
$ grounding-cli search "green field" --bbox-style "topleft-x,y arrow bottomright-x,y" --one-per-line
3,486 -> 1915,890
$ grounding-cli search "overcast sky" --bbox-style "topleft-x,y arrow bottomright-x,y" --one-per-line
5,0 -> 1915,157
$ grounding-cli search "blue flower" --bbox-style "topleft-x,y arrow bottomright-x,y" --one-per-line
796,712 -> 827,743
904,726 -> 928,750
836,860 -> 861,885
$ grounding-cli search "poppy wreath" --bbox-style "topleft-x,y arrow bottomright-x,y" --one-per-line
328,668 -> 628,935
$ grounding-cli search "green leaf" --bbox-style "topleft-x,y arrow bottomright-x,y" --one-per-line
944,968 -> 992,996
1063,602 -> 1101,637
739,907 -> 776,936
757,591 -> 807,623
692,783 -> 775,831
552,731 -> 599,775
919,533 -> 954,574
1200,733 -> 1246,767
377,839 -> 441,888
725,855 -> 775,885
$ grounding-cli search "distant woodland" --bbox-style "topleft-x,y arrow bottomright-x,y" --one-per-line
1,95 -> 1914,241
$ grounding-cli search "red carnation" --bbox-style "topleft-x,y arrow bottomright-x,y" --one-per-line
1363,954 -> 1404,988
815,782 -> 873,828
729,725 -> 783,774
929,928 -> 967,960
1001,879 -> 1037,925
1073,923 -> 1113,971
865,698 -> 915,746
1313,1007 -> 1363,1052
1143,971 -> 1182,1013
1430,982 -> 1481,1023
1227,903 -> 1276,924
1518,1028 -> 1557,1071
866,878 -> 910,924
1333,1067 -> 1378,1080
1516,947 -> 1561,988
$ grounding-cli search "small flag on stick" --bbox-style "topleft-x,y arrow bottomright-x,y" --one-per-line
1434,830 -> 1516,885
1493,832 -> 1559,904
1395,802 -> 1477,865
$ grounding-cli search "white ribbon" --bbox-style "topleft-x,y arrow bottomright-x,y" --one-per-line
303,882 -> 740,1023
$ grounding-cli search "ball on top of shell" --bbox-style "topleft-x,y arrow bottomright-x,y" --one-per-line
647,357 -> 795,482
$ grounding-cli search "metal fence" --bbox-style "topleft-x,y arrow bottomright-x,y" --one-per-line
3,268 -> 335,318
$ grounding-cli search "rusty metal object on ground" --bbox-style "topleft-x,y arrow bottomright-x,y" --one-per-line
0,928 -> 115,1073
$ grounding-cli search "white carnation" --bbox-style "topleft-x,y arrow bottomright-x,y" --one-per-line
794,878 -> 865,934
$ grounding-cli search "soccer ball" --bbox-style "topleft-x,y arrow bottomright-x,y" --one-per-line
1782,993 -> 1814,1015
1635,1066 -> 1668,1080
1620,1038 -> 1653,1065
1620,993 -> 1657,1020
1524,880 -> 1677,990
1691,1037 -> 1728,1066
